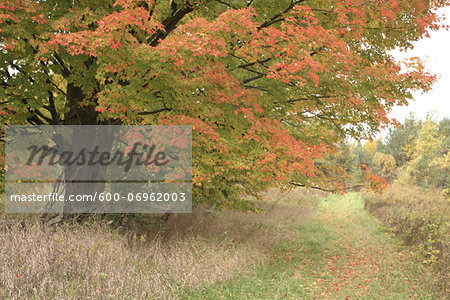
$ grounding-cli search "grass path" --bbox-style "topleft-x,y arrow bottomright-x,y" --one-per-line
183,193 -> 442,299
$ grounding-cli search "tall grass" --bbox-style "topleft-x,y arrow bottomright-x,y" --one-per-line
0,188 -> 320,299
363,184 -> 449,291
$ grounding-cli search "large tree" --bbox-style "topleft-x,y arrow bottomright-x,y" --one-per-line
1,0 -> 448,207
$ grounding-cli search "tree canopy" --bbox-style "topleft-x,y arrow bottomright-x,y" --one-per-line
1,0 -> 448,207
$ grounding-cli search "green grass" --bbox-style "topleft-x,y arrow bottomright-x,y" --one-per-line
182,193 -> 444,299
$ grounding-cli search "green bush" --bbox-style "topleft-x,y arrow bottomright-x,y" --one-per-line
364,185 -> 449,286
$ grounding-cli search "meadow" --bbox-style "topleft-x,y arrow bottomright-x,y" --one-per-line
1,188 -> 447,299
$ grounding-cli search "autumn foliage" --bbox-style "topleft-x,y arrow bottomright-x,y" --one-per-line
1,0 -> 448,206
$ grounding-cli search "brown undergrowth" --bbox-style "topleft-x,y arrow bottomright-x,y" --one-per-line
0,188 -> 322,299
364,184 -> 449,292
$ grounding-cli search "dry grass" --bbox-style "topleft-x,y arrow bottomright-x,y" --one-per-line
364,184 -> 449,291
156,188 -> 319,248
0,188 -> 320,299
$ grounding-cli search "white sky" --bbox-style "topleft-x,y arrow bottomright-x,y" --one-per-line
389,6 -> 450,123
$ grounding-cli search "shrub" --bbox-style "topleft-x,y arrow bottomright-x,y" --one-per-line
363,184 -> 449,289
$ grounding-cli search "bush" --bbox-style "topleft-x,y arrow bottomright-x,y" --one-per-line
363,185 -> 449,288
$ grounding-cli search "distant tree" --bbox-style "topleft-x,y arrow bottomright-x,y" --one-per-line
363,140 -> 377,157
381,114 -> 422,167
396,117 -> 449,188
349,143 -> 372,184
438,118 -> 450,153
372,152 -> 396,182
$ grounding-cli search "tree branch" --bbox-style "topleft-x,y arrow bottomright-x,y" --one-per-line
53,52 -> 71,78
148,3 -> 196,46
287,95 -> 334,103
290,182 -> 366,192
137,108 -> 172,115
43,92 -> 60,124
258,0 -> 307,30
290,182 -> 334,192
243,85 -> 268,92
46,78 -> 67,96
237,57 -> 272,69
242,73 -> 266,84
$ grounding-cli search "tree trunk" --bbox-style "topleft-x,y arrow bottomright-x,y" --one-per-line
61,83 -> 118,213
62,126 -> 118,213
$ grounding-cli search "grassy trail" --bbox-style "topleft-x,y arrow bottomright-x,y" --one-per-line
183,193 -> 442,299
